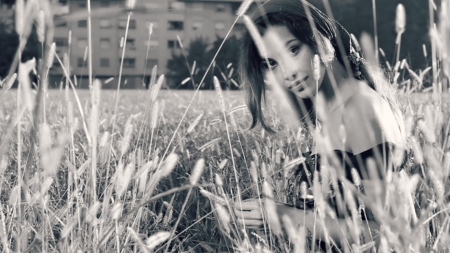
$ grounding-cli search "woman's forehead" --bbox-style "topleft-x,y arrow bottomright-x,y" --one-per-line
260,26 -> 300,57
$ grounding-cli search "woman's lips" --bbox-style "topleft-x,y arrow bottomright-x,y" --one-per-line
290,76 -> 309,92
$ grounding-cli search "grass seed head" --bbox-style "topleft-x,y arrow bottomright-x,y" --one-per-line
146,231 -> 171,250
250,161 -> 258,183
99,131 -> 110,147
149,23 -> 153,35
151,74 -> 164,102
86,201 -> 101,224
351,168 -> 361,186
236,0 -> 253,17
191,61 -> 196,76
214,203 -> 231,234
215,173 -> 224,187
181,77 -> 190,85
409,136 -> 423,164
63,53 -> 70,77
151,101 -> 160,130
161,153 -> 179,177
312,54 -> 321,81
190,158 -> 205,185
396,4 -> 406,34
116,163 -> 134,198
46,42 -> 56,69
120,117 -> 134,156
218,159 -> 228,170
213,76 -> 226,112
299,181 -> 307,199
111,202 -> 123,220
417,120 -> 436,144
187,113 -> 203,134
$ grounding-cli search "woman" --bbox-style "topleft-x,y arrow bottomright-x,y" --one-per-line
233,0 -> 408,248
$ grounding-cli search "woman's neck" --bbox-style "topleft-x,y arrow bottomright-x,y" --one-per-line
316,60 -> 356,113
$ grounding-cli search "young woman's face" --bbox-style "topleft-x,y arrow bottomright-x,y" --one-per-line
260,25 -> 326,98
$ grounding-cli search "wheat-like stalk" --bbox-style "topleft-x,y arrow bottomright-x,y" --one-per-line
189,158 -> 205,185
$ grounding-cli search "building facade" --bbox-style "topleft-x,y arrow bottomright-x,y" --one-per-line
49,0 -> 252,89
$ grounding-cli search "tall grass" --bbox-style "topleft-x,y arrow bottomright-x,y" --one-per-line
0,0 -> 450,252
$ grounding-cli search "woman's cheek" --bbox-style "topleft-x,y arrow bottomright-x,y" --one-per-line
265,70 -> 283,87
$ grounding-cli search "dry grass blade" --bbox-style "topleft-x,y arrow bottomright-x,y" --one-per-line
127,227 -> 149,253
200,189 -> 227,205
198,137 -> 221,151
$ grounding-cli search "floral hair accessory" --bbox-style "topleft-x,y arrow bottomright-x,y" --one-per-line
348,48 -> 365,80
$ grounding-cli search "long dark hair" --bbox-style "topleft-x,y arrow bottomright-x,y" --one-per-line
239,0 -> 404,135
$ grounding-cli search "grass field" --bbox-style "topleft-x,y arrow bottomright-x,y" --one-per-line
2,0 -> 450,252
0,88 -> 449,252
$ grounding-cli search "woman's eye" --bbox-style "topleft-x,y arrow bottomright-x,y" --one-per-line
261,60 -> 277,69
289,46 -> 299,54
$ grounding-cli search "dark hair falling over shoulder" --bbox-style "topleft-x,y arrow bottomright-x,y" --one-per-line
239,0 -> 404,135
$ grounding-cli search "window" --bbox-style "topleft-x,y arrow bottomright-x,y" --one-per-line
77,38 -> 87,49
216,4 -> 225,12
55,21 -> 67,27
100,38 -> 110,49
192,22 -> 203,31
78,20 -> 87,28
215,22 -> 225,31
100,0 -> 109,7
146,59 -> 158,69
144,40 -> 160,49
126,38 -> 136,50
79,2 -> 86,8
55,37 -> 68,47
100,58 -> 110,67
169,1 -> 185,11
77,58 -> 84,67
168,21 -> 183,31
192,3 -> 203,11
145,3 -> 159,9
119,19 -> 136,29
120,58 -> 136,68
168,40 -> 181,49
100,19 -> 111,28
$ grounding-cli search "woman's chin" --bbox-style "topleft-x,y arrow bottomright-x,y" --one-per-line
293,89 -> 314,99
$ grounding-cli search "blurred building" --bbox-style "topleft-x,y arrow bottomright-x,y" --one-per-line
49,0 -> 252,89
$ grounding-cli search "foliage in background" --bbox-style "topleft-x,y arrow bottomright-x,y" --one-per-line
166,35 -> 241,90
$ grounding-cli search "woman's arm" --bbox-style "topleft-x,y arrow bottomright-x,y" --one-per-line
277,201 -> 381,248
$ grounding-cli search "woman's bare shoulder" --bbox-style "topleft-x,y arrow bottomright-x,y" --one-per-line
342,84 -> 405,153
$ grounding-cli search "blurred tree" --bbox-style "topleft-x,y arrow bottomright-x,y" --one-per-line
0,10 -> 41,80
0,23 -> 19,79
166,37 -> 210,90
166,35 -> 242,90
207,35 -> 241,91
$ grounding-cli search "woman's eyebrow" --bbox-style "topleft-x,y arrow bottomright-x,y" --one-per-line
285,38 -> 299,46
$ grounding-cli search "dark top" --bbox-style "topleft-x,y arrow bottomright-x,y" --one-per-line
287,142 -> 410,220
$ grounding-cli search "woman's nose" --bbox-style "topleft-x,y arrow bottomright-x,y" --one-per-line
282,65 -> 298,82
